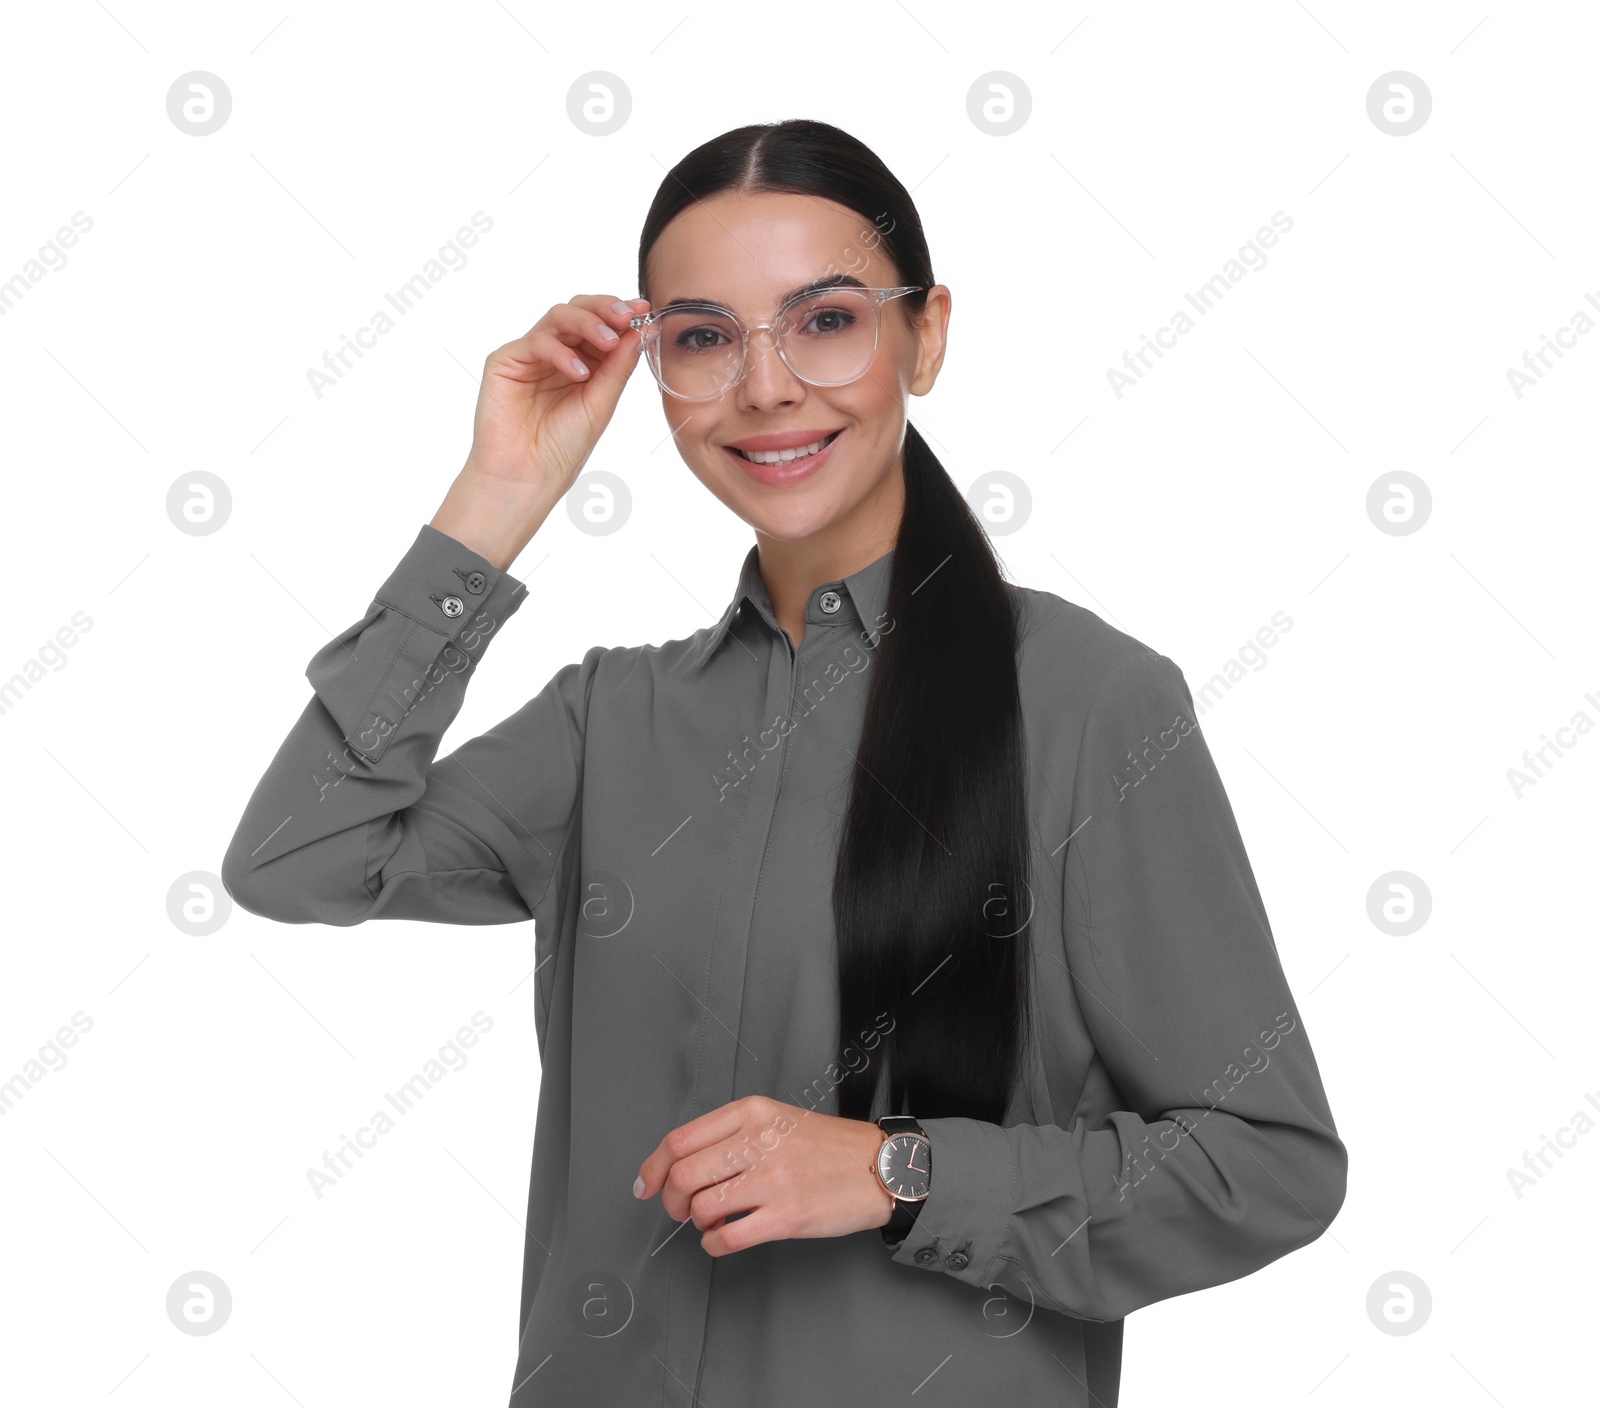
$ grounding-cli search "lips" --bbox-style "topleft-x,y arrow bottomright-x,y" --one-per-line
723,427 -> 845,485
728,429 -> 842,464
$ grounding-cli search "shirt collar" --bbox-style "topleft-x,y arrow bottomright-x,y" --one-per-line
693,542 -> 896,668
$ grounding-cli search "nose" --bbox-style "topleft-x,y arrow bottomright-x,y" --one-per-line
733,324 -> 805,409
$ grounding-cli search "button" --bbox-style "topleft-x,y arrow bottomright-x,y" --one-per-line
914,1247 -> 937,1265
819,589 -> 842,614
945,1250 -> 969,1271
465,571 -> 487,594
441,595 -> 465,618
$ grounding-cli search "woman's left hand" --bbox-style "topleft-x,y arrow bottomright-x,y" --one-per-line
634,1096 -> 893,1255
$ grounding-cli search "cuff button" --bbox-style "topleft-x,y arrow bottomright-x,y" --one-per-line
465,571 -> 487,594
914,1247 -> 937,1265
441,595 -> 465,618
945,1250 -> 969,1270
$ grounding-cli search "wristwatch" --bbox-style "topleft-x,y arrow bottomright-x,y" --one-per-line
874,1115 -> 932,1246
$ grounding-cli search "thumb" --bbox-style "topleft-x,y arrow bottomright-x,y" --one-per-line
588,323 -> 646,401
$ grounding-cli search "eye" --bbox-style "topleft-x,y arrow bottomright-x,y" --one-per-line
799,306 -> 859,337
672,323 -> 732,354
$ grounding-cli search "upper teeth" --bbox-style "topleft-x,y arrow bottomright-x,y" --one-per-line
736,432 -> 835,464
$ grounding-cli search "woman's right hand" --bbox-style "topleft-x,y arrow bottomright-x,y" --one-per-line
460,293 -> 651,500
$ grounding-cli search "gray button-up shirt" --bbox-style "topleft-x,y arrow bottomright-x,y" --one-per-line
222,523 -> 1347,1407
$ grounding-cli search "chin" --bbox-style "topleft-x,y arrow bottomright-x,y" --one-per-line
740,499 -> 839,543
749,515 -> 832,545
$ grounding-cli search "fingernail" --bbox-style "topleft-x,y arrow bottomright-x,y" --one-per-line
633,1175 -> 646,1199
612,301 -> 635,316
596,321 -> 620,343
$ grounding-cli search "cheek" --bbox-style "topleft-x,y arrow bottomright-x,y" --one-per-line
670,405 -> 728,458
857,347 -> 909,409
833,380 -> 894,431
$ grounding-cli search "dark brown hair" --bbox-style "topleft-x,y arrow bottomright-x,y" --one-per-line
637,120 -> 1033,1127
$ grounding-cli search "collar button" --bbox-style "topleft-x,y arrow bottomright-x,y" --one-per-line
818,589 -> 843,615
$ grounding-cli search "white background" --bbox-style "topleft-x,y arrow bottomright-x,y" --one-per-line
1,1 -> 1594,1403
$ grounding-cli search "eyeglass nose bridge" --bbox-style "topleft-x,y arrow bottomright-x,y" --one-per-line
734,319 -> 797,388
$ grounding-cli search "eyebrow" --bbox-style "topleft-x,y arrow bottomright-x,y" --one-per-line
656,274 -> 867,315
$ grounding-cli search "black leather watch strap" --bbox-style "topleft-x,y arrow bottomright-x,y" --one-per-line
877,1115 -> 929,1246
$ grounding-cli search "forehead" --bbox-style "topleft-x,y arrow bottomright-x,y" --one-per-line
645,190 -> 895,310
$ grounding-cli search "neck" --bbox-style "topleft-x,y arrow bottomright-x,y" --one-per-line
754,461 -> 904,649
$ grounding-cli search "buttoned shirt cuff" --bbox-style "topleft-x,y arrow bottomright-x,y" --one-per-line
886,1116 -> 1013,1289
306,523 -> 527,766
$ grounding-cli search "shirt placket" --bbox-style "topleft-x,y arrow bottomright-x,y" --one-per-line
660,604 -> 809,1408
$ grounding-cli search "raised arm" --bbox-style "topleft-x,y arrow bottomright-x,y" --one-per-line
220,521 -> 601,929
222,289 -> 652,931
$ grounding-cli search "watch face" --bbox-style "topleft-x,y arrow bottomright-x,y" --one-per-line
877,1132 -> 931,1201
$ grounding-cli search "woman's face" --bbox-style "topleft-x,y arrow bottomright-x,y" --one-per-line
642,190 -> 949,545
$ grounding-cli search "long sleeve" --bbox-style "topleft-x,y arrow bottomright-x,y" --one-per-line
887,649 -> 1348,1323
221,523 -> 600,938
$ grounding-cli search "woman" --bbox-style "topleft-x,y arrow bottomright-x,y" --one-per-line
223,118 -> 1347,1407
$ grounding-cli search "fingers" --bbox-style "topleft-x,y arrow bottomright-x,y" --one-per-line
546,295 -> 652,358
689,1169 -> 761,1229
662,1148 -> 754,1224
639,1101 -> 756,1216
573,292 -> 651,335
496,296 -> 651,382
700,1205 -> 781,1257
568,295 -> 651,380
639,1108 -> 738,1192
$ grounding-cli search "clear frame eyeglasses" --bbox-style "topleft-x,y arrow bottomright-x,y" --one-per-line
628,284 -> 924,400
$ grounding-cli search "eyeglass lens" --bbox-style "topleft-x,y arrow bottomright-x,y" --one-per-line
647,289 -> 879,397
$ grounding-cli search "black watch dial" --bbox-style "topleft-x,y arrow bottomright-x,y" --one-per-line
877,1132 -> 931,1201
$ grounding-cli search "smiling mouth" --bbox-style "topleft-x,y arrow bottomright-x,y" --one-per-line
728,430 -> 842,464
